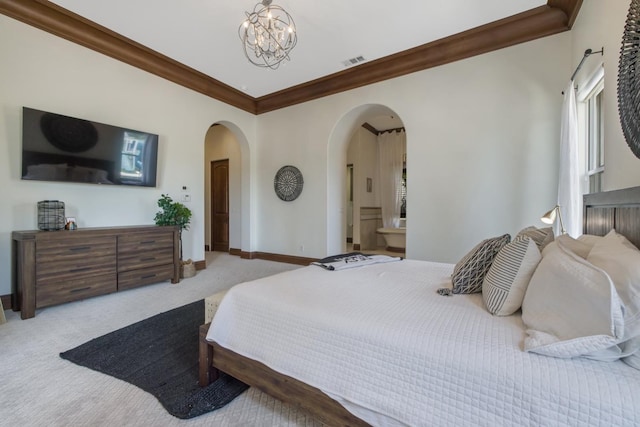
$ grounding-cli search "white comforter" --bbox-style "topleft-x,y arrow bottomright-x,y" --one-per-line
207,260 -> 640,426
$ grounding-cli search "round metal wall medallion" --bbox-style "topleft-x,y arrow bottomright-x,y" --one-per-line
619,0 -> 640,159
274,165 -> 304,201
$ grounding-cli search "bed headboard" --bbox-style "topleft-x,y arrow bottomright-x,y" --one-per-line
583,185 -> 640,248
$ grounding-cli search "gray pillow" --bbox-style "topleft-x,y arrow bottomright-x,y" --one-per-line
516,226 -> 554,250
451,234 -> 510,294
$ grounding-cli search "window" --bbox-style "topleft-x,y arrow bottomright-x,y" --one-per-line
580,68 -> 604,194
120,131 -> 149,182
586,87 -> 604,193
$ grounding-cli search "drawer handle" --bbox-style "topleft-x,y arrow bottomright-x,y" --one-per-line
70,286 -> 91,293
141,240 -> 156,244
70,246 -> 90,252
141,274 -> 156,279
70,267 -> 91,273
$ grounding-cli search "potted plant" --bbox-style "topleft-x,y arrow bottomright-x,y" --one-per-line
153,194 -> 194,277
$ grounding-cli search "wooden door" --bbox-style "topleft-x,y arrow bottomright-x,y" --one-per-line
211,159 -> 229,252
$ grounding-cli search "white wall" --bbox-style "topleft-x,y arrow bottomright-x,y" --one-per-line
0,15 -> 256,296
570,0 -> 640,191
256,33 -> 571,263
204,125 -> 242,250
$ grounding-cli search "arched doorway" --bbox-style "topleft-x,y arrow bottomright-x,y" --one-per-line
203,121 -> 253,257
327,104 -> 407,256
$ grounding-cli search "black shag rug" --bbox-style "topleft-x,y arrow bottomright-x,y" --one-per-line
60,300 -> 248,419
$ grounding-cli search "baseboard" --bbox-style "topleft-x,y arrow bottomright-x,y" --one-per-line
194,259 -> 206,270
254,252 -> 316,266
1,294 -> 11,311
229,248 -> 315,266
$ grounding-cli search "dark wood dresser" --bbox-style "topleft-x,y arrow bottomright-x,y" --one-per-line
12,225 -> 180,319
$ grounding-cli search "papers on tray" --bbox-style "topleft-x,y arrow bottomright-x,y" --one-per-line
311,252 -> 402,271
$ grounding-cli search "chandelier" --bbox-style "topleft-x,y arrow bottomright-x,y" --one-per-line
239,0 -> 297,69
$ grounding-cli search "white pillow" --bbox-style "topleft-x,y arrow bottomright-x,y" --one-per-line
556,234 -> 593,258
482,236 -> 541,316
541,234 -> 595,259
587,229 -> 640,368
622,337 -> 640,369
521,240 -> 626,360
577,233 -> 604,247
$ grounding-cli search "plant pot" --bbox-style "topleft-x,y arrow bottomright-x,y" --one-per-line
181,262 -> 196,279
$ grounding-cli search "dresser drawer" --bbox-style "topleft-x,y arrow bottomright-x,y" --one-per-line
118,232 -> 174,253
118,263 -> 174,291
36,272 -> 117,308
118,247 -> 174,272
37,255 -> 117,283
36,236 -> 116,263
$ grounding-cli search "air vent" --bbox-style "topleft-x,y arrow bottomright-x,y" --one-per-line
341,55 -> 366,67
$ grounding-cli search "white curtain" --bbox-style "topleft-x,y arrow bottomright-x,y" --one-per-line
378,130 -> 406,228
558,80 -> 581,237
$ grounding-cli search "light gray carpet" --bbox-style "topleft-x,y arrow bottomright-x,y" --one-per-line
0,252 -> 324,427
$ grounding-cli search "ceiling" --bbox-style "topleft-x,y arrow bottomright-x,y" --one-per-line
1,0 -> 580,123
48,0 -> 546,99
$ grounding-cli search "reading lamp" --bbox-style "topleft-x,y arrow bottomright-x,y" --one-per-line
541,205 -> 566,234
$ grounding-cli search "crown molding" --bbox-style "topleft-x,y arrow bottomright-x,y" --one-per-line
256,3 -> 578,113
548,0 -> 583,28
0,0 -> 581,115
0,0 -> 256,113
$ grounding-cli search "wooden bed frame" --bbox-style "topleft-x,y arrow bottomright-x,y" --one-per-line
583,185 -> 640,248
199,185 -> 640,426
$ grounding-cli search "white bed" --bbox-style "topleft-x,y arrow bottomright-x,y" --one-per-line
203,186 -> 640,426
207,260 -> 640,426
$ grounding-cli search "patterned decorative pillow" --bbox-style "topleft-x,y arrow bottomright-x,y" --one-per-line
516,226 -> 554,250
450,234 -> 510,294
482,236 -> 541,316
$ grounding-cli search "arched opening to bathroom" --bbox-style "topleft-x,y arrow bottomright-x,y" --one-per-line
327,104 -> 407,258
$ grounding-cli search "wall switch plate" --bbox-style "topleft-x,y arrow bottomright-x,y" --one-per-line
182,194 -> 191,202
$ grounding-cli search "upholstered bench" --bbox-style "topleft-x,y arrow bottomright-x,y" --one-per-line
200,289 -> 228,386
204,289 -> 228,324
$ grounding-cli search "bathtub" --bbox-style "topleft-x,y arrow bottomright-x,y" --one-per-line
376,226 -> 406,252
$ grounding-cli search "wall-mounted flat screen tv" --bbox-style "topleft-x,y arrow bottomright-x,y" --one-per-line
21,107 -> 159,187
